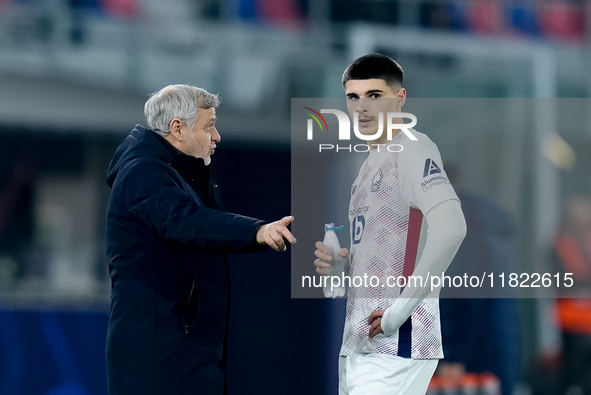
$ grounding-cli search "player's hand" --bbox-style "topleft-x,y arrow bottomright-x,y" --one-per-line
314,241 -> 348,275
368,310 -> 385,338
256,216 -> 296,251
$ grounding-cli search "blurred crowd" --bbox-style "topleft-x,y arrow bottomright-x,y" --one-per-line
0,0 -> 587,41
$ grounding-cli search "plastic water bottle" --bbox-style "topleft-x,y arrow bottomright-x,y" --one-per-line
322,223 -> 346,298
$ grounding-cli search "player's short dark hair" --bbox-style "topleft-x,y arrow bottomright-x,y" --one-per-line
342,53 -> 403,90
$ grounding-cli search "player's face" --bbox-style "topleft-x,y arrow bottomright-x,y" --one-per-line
182,107 -> 220,165
345,79 -> 406,144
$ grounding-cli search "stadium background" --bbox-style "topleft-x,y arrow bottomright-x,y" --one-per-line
0,0 -> 590,394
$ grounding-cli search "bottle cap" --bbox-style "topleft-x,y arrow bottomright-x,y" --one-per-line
325,223 -> 345,231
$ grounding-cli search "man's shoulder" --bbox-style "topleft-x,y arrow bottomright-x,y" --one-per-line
114,157 -> 181,189
122,157 -> 175,175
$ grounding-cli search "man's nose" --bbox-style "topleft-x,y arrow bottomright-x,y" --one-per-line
212,127 -> 221,143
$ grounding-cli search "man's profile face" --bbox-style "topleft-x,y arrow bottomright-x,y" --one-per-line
181,107 -> 220,165
344,78 -> 405,144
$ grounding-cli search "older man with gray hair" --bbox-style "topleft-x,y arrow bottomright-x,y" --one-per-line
105,84 -> 295,395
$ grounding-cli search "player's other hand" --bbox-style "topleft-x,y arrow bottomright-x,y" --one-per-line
314,241 -> 348,275
256,216 -> 296,251
368,310 -> 385,338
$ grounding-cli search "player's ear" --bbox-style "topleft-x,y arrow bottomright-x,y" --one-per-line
396,88 -> 407,107
168,118 -> 184,142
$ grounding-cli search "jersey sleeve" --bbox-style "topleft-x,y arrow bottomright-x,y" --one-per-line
398,136 -> 460,215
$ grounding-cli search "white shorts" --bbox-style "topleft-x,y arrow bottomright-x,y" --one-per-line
339,354 -> 438,395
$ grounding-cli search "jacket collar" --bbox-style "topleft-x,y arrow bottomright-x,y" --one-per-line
150,129 -> 209,180
107,125 -> 210,187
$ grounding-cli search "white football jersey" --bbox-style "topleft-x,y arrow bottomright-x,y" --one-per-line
340,129 -> 459,359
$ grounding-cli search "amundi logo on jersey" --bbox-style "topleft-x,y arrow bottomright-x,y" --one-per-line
303,107 -> 418,153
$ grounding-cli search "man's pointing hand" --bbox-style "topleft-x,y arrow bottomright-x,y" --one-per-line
256,216 -> 297,251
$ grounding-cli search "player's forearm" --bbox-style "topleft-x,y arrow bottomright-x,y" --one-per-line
381,199 -> 466,336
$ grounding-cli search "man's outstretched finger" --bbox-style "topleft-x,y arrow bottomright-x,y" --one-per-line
270,234 -> 286,251
280,228 -> 296,243
278,216 -> 294,226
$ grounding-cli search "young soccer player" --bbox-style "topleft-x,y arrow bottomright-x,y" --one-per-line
314,54 -> 467,394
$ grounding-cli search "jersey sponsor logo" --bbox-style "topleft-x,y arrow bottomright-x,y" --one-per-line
352,215 -> 365,244
371,169 -> 383,192
349,205 -> 369,217
421,174 -> 450,192
423,158 -> 441,178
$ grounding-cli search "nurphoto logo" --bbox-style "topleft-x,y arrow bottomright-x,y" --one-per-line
303,108 -> 418,153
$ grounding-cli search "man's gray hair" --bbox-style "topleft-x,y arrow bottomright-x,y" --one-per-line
144,84 -> 220,136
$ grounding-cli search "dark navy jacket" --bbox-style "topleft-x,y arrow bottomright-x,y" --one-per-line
105,125 -> 265,395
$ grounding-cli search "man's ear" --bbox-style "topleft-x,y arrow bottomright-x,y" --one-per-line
168,118 -> 184,142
